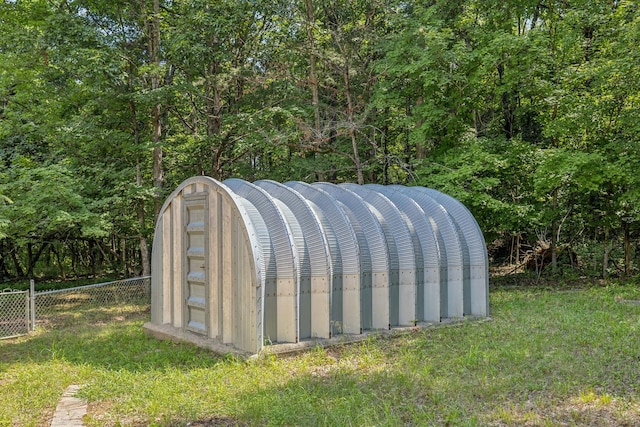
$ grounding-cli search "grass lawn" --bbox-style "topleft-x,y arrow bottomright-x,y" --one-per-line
1,278 -> 639,426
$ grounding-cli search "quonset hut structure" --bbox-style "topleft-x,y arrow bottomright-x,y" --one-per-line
144,177 -> 489,356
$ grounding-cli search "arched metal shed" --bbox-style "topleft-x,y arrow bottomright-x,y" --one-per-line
144,177 -> 489,356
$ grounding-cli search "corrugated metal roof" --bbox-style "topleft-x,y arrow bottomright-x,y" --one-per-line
342,183 -> 415,272
285,181 -> 361,276
313,183 -> 389,274
255,180 -> 332,280
225,179 -> 299,281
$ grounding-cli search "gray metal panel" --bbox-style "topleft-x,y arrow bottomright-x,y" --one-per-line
285,182 -> 360,275
229,197 -> 266,285
366,184 -> 442,322
418,189 -> 471,316
214,180 -> 265,353
365,186 -> 425,326
231,196 -> 275,341
341,184 -> 417,327
225,179 -> 299,280
221,188 -> 265,353
255,180 -> 332,279
314,183 -> 391,331
396,186 -> 465,319
314,183 -> 389,274
285,181 -> 361,335
224,178 -> 299,344
420,188 -> 489,317
342,185 -> 415,268
255,180 -> 332,339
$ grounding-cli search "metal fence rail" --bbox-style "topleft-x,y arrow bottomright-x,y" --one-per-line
0,277 -> 150,339
0,289 -> 29,339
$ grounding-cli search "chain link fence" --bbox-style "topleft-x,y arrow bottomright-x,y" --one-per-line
0,289 -> 30,339
0,276 -> 151,339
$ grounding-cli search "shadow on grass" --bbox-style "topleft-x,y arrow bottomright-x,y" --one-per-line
226,282 -> 640,426
233,369 -> 450,426
0,313 -> 231,373
2,283 -> 639,426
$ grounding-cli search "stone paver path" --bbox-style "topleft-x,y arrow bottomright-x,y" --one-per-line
50,385 -> 86,427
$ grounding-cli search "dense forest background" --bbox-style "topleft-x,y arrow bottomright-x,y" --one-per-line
0,0 -> 638,282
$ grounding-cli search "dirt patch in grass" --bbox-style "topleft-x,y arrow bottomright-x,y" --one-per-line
185,417 -> 247,426
85,400 -> 148,427
86,401 -> 246,427
489,393 -> 640,426
617,299 -> 640,305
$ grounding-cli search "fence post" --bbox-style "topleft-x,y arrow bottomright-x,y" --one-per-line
30,279 -> 36,331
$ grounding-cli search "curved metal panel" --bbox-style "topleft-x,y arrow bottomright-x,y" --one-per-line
285,182 -> 360,276
224,179 -> 299,280
285,181 -> 361,335
420,188 -> 489,317
313,182 -> 391,330
342,185 -> 415,269
255,180 -> 332,279
222,191 -> 265,351
230,196 -> 269,283
313,183 -> 389,274
396,186 -> 465,319
224,178 -> 299,344
415,188 -> 470,316
366,184 -> 442,322
254,180 -> 332,339
341,184 -> 417,326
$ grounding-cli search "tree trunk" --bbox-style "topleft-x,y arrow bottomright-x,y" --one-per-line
305,0 -> 321,143
129,60 -> 151,278
27,242 -> 49,279
624,219 -> 631,276
342,60 -> 364,184
0,255 -> 8,279
137,160 -> 151,277
382,109 -> 389,185
550,189 -> 558,273
414,97 -> 427,159
69,240 -> 77,275
148,0 -> 164,219
88,239 -> 97,276
9,243 -> 25,278
50,244 -> 66,280
603,226 -> 610,279
0,241 -> 8,279
27,242 -> 33,278
497,62 -> 515,140
121,237 -> 128,276
206,58 -> 223,178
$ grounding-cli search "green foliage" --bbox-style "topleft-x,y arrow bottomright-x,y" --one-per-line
0,160 -> 109,242
416,137 -> 539,239
0,0 -> 638,278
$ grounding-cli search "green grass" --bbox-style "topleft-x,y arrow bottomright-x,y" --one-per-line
1,280 -> 639,426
